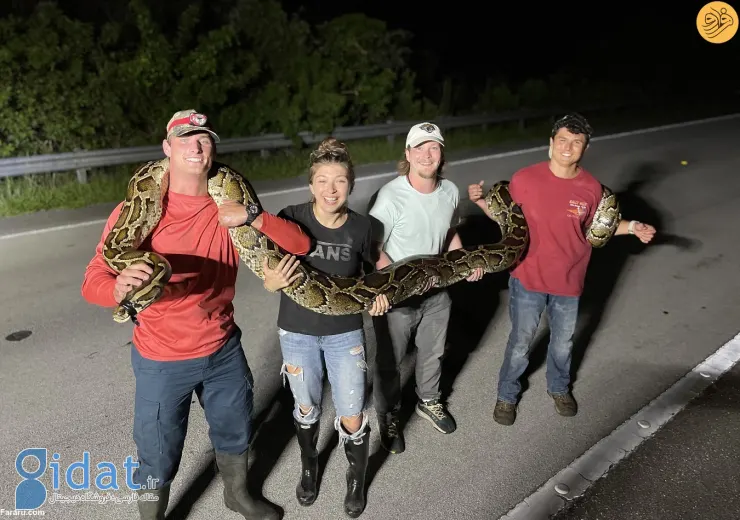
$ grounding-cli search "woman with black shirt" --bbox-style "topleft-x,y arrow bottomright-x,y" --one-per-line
262,137 -> 390,518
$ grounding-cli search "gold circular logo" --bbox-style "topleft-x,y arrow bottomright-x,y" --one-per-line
697,2 -> 738,43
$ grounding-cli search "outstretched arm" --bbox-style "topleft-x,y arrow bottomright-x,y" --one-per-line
615,219 -> 656,244
218,201 -> 311,255
255,212 -> 312,255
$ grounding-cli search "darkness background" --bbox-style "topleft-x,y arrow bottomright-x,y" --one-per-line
2,0 -> 739,157
4,0 -> 738,102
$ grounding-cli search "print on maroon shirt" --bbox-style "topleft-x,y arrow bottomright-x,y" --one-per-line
509,161 -> 603,297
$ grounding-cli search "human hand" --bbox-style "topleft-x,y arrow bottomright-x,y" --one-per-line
466,267 -> 484,282
633,222 -> 657,244
468,180 -> 485,202
218,200 -> 248,228
467,180 -> 489,212
262,255 -> 303,292
368,294 -> 391,316
113,263 -> 153,303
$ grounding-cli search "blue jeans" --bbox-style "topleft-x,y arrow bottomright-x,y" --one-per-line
278,328 -> 368,443
497,276 -> 580,404
130,327 -> 254,489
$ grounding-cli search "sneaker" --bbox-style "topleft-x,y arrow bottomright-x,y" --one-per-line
549,391 -> 578,417
493,399 -> 517,426
377,410 -> 405,454
415,398 -> 456,434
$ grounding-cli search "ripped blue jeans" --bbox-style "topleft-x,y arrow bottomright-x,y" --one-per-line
278,328 -> 368,443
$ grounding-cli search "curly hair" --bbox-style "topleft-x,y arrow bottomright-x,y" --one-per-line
551,113 -> 594,145
308,137 -> 355,194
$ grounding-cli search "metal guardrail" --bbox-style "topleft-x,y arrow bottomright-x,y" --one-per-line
0,105 -> 620,182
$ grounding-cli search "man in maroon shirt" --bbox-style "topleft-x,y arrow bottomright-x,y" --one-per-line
468,113 -> 656,425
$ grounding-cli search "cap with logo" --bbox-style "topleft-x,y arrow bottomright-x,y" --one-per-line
405,122 -> 444,149
166,109 -> 220,143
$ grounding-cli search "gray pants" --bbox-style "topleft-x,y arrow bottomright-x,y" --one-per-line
372,290 -> 451,414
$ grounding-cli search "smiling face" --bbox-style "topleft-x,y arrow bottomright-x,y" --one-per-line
549,127 -> 588,167
162,131 -> 214,178
405,140 -> 443,179
309,163 -> 351,215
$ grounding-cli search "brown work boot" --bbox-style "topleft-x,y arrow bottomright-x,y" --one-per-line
549,391 -> 578,417
493,399 -> 517,426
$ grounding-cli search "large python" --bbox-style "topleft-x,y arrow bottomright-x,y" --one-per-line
585,184 -> 621,247
102,158 -> 619,323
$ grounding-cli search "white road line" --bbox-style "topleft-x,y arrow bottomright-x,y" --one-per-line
0,219 -> 110,241
258,112 -> 740,195
2,111 -> 739,242
498,330 -> 740,520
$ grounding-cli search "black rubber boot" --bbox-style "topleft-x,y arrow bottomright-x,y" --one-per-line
216,452 -> 280,520
294,419 -> 320,506
136,484 -> 170,520
343,428 -> 370,518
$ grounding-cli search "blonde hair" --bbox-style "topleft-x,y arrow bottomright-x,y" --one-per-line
397,146 -> 446,176
308,137 -> 355,202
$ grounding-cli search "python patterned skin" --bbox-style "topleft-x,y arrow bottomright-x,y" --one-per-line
101,159 -> 618,322
586,184 -> 622,247
585,184 -> 621,248
102,159 -> 173,324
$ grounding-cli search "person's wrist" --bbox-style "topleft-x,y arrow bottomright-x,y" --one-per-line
245,203 -> 263,227
628,220 -> 638,235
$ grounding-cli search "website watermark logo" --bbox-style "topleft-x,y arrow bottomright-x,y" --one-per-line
12,448 -> 158,512
697,2 -> 738,43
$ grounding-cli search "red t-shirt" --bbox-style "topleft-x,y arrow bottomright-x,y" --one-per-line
509,161 -> 603,297
81,191 -> 311,361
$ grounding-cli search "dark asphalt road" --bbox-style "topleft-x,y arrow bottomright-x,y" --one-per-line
3,114 -> 740,520
553,362 -> 740,520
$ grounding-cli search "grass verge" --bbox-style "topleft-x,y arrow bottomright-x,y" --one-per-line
0,101 -> 734,218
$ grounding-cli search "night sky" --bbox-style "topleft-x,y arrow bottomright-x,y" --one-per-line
3,0 -> 739,97
279,0 -> 739,90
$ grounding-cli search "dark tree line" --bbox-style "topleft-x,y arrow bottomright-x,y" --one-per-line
1,0 -> 733,157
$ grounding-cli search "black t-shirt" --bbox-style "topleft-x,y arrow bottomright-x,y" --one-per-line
276,202 -> 374,336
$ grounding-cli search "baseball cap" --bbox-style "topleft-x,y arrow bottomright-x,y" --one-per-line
166,109 -> 220,143
405,122 -> 444,148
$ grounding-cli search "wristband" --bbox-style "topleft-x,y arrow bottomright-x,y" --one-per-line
628,220 -> 638,235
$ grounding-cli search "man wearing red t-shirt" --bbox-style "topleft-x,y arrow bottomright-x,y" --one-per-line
82,109 -> 311,520
468,113 -> 655,426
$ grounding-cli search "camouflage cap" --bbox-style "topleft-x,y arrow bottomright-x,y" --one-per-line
166,109 -> 220,143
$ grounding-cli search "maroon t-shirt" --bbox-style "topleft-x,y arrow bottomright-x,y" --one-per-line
509,161 -> 603,297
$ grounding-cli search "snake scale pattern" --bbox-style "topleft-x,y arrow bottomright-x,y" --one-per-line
102,158 -> 620,323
